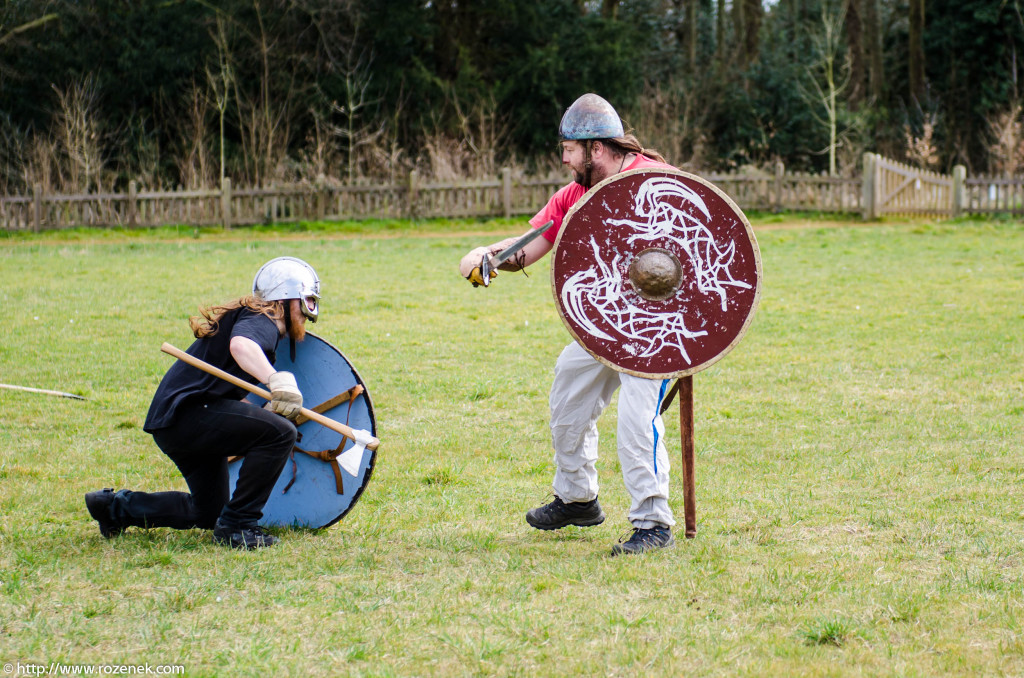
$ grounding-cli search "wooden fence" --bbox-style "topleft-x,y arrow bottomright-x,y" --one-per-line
709,164 -> 862,213
860,153 -> 1024,219
962,175 -> 1024,215
0,169 -> 569,232
1,158 -> 1021,232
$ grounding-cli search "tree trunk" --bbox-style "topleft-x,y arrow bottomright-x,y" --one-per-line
686,0 -> 698,71
674,0 -> 698,71
864,0 -> 884,101
732,0 -> 745,66
734,0 -> 761,68
602,0 -> 619,20
716,0 -> 727,67
744,0 -> 762,66
845,0 -> 865,108
908,0 -> 926,104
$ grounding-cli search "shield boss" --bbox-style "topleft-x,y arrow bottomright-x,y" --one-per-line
628,248 -> 683,301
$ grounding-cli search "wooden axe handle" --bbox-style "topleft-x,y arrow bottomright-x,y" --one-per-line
160,342 -> 380,451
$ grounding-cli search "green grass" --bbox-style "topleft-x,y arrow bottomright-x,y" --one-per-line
1,215 -> 1022,676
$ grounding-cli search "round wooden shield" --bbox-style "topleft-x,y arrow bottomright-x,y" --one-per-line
229,332 -> 377,528
551,168 -> 762,379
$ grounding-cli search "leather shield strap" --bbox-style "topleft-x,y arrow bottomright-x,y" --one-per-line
281,384 -> 364,495
228,384 -> 365,496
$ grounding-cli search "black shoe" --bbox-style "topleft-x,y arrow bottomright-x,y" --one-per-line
526,496 -> 605,530
85,488 -> 124,539
611,525 -> 675,556
212,519 -> 279,550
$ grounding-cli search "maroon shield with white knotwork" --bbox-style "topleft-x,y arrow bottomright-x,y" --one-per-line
551,168 -> 762,379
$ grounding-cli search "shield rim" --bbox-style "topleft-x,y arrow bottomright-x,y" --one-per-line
550,167 -> 763,380
232,330 -> 377,529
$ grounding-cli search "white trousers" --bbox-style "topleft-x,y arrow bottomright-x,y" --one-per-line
549,341 -> 675,528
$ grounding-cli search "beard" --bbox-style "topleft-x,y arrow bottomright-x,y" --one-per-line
285,300 -> 307,342
571,164 -> 592,188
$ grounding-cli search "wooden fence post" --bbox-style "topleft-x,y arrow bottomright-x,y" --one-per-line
773,161 -> 784,212
408,169 -> 419,219
32,184 -> 42,232
952,165 -> 966,217
502,167 -> 512,218
861,152 -> 876,220
128,180 -> 138,228
221,176 -> 232,229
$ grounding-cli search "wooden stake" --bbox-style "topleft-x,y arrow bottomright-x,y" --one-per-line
679,375 -> 696,538
0,383 -> 85,400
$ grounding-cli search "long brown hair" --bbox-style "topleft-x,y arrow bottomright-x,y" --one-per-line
603,133 -> 667,164
189,295 -> 283,338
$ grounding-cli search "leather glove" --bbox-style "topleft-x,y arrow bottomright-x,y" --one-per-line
467,263 -> 497,287
460,246 -> 497,286
267,371 -> 302,420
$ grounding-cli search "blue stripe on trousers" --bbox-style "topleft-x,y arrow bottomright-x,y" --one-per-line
652,379 -> 670,474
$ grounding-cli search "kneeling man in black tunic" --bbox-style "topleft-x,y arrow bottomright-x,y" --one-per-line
85,256 -> 321,549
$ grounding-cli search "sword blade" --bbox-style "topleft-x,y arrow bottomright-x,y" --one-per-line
492,220 -> 555,266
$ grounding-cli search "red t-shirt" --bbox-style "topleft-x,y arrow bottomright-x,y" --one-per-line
529,154 -> 676,243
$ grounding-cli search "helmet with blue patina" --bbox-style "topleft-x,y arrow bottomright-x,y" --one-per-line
253,256 -> 321,322
559,93 -> 624,140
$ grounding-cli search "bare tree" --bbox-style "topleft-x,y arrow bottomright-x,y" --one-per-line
904,112 -> 940,169
0,10 -> 59,192
209,0 -> 304,187
206,13 -> 235,186
800,2 -> 851,176
628,80 -> 698,168
421,86 -> 508,181
987,103 -> 1023,176
300,1 -> 394,183
329,38 -> 383,183
22,136 -> 59,194
51,75 -> 105,192
118,114 -> 162,190
175,82 -> 215,189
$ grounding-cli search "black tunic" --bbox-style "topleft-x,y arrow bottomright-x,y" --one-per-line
144,308 -> 280,432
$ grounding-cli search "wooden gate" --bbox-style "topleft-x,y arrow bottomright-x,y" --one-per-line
860,153 -> 954,218
862,153 -> 953,218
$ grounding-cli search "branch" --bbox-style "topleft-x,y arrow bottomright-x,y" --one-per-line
0,13 -> 58,46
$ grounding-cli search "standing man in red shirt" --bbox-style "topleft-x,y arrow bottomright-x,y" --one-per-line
459,94 -> 678,555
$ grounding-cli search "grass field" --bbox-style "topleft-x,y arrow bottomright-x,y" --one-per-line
1,214 -> 1022,677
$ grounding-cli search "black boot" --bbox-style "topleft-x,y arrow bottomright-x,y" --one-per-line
610,526 -> 675,556
526,496 -> 605,530
212,519 -> 279,550
84,488 -> 125,538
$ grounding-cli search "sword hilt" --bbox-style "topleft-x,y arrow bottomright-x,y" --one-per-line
480,252 -> 492,287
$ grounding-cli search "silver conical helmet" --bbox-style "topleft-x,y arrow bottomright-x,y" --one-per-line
252,256 -> 321,322
558,93 -> 624,140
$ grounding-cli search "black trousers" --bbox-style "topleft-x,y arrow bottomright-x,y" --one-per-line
112,399 -> 296,530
